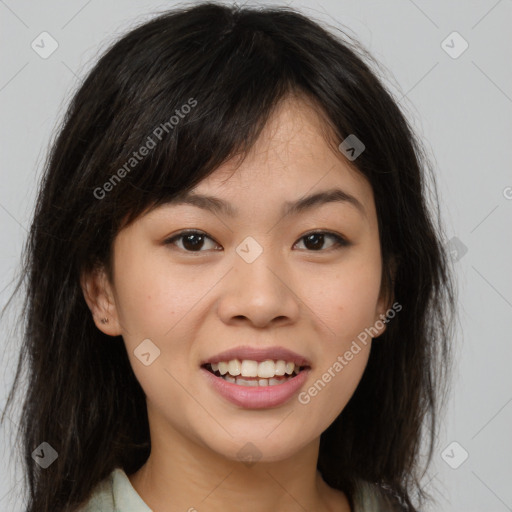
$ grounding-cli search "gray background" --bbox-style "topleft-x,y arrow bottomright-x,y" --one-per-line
1,0 -> 511,510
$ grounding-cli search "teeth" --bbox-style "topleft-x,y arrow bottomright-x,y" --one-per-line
274,360 -> 286,375
241,360 -> 259,377
256,360 -> 274,378
236,377 -> 258,387
208,358 -> 302,378
228,359 -> 241,376
285,362 -> 295,375
221,375 -> 292,387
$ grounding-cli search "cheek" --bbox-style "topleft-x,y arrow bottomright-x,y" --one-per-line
296,250 -> 380,421
112,243 -> 208,340
309,345 -> 370,427
111,245 -> 205,413
304,252 -> 383,341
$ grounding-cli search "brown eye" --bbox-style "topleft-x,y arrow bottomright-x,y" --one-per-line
164,230 -> 220,252
294,231 -> 349,251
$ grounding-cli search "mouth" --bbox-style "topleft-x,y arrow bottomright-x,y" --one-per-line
201,361 -> 311,387
200,360 -> 312,409
199,346 -> 312,408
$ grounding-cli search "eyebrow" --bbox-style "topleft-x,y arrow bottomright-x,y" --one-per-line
166,187 -> 366,219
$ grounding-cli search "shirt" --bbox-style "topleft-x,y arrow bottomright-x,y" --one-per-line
77,467 -> 403,511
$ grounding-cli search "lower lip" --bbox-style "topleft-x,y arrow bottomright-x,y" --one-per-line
200,367 -> 311,409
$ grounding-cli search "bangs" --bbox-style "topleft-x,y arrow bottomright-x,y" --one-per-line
80,7 -> 351,236
91,22 -> 297,231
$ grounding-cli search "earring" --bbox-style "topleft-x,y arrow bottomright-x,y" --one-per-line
100,317 -> 109,324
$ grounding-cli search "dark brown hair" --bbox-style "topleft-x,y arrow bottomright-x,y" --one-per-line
1,2 -> 456,511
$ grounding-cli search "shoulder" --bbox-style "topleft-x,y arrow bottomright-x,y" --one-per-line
76,467 -> 151,512
75,471 -> 115,512
352,479 -> 410,512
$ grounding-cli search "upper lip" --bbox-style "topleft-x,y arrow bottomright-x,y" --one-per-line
201,345 -> 311,367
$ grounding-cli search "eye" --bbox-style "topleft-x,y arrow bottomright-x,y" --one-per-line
293,230 -> 349,251
164,229 -> 349,253
164,230 -> 220,253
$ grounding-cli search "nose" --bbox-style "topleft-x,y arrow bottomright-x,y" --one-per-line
216,249 -> 301,329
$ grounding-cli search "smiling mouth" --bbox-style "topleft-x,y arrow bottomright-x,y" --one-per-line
202,363 -> 311,387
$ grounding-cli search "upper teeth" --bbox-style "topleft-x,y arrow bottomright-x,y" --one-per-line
211,359 -> 298,378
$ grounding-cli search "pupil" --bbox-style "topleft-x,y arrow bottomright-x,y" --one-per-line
184,234 -> 203,251
305,233 -> 323,250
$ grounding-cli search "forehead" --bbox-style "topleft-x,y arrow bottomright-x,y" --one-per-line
189,95 -> 373,211
132,94 -> 377,231
230,94 -> 343,171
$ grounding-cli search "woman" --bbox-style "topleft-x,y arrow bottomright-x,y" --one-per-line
1,2 -> 456,511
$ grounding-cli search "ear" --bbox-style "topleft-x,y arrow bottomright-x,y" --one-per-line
372,255 -> 398,339
80,266 -> 123,336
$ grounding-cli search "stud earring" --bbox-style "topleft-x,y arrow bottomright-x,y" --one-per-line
100,317 -> 109,324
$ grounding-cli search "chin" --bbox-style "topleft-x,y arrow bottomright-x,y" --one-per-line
204,431 -> 313,465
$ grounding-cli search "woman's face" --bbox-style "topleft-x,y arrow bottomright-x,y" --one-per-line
86,96 -> 391,463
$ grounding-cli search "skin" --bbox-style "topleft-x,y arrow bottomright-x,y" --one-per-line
82,94 -> 394,512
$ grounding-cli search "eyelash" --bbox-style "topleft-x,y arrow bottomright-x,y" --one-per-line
163,229 -> 349,254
